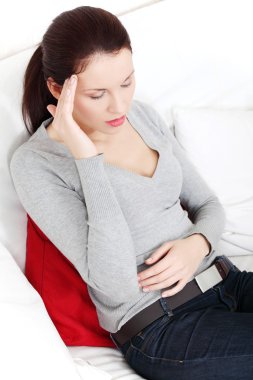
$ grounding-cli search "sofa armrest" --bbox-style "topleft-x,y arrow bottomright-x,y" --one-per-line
0,242 -> 111,380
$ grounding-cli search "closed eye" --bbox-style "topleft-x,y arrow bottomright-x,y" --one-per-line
90,92 -> 105,100
90,82 -> 132,100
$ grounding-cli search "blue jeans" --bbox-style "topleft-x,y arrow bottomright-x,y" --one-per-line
111,263 -> 253,379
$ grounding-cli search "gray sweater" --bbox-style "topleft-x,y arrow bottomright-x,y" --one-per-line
10,100 -> 225,333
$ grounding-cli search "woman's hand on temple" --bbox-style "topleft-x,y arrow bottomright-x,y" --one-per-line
137,234 -> 211,297
47,75 -> 98,159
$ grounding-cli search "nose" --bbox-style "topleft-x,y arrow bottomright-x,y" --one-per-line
107,93 -> 125,115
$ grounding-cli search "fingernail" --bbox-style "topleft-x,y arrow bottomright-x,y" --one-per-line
143,287 -> 149,292
70,75 -> 76,84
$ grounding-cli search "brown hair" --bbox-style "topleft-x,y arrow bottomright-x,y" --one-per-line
22,6 -> 132,134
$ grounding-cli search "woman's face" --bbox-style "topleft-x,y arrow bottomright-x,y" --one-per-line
73,48 -> 135,141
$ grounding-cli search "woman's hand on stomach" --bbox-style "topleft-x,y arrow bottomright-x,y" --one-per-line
137,234 -> 211,297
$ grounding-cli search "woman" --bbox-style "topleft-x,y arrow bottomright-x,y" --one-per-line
10,6 -> 253,380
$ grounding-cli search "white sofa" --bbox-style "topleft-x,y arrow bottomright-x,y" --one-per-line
1,1 -> 253,379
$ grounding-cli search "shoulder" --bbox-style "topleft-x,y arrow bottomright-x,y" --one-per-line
129,99 -> 161,122
10,120 -> 56,182
10,143 -> 45,187
10,140 -> 38,173
10,117 -> 68,173
10,135 -> 43,172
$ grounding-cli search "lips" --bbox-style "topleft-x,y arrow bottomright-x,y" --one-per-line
107,115 -> 125,122
106,115 -> 126,127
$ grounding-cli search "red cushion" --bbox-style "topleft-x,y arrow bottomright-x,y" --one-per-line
25,214 -> 115,347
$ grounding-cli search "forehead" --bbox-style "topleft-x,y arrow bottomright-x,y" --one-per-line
77,48 -> 133,88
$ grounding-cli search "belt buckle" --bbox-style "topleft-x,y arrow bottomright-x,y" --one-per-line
195,264 -> 223,293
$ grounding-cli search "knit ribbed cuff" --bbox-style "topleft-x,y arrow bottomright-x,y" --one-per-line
74,153 -> 125,222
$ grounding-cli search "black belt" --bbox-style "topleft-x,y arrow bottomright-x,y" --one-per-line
111,256 -> 234,346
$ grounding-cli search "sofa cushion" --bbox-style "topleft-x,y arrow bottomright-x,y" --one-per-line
0,240 -> 111,380
26,214 -> 115,348
172,107 -> 253,254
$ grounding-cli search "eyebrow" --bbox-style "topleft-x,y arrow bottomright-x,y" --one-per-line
83,69 -> 135,92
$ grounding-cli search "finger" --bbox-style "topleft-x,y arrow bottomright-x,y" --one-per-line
58,75 -> 77,114
161,278 -> 187,297
145,241 -> 175,265
141,271 -> 183,292
52,78 -> 69,116
47,104 -> 57,117
57,75 -> 75,105
58,77 -> 69,101
53,76 -> 77,120
139,265 -> 179,287
66,75 -> 77,113
138,258 -> 171,281
139,249 -> 176,281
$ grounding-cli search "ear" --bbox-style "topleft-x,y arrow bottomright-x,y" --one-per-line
46,77 -> 62,100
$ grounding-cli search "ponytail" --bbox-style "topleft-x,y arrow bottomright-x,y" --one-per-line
22,45 -> 56,135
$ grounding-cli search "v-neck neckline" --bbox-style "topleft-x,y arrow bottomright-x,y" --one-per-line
104,113 -> 162,182
39,105 -> 162,183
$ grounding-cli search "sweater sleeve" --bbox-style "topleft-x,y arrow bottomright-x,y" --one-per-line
10,148 -> 139,302
144,103 -> 226,253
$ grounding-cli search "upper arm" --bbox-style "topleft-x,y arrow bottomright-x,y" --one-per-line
10,148 -> 89,271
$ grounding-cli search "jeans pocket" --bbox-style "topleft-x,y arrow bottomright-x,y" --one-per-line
216,285 -> 237,311
131,314 -> 170,350
214,267 -> 240,311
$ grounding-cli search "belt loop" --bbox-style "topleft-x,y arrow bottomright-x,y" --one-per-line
215,255 -> 232,279
159,297 -> 174,317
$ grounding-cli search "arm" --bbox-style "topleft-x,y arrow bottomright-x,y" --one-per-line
169,134 -> 225,253
137,102 -> 226,295
149,103 -> 226,252
10,148 -> 139,303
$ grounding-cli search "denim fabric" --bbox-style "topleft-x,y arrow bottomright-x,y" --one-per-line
111,262 -> 253,380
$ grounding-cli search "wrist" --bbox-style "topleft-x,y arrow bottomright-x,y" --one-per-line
188,233 -> 211,257
65,131 -> 98,159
